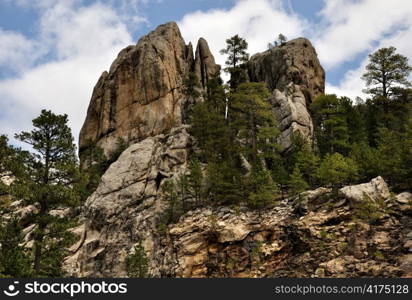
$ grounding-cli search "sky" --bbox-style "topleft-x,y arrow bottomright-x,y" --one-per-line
1,0 -> 412,148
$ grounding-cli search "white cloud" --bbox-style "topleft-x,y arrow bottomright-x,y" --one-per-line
0,29 -> 42,73
315,0 -> 412,70
0,2 -> 133,146
178,0 -> 307,81
321,0 -> 412,99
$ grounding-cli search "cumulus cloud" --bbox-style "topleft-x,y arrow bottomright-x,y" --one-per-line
0,29 -> 43,74
179,0 -> 307,80
316,0 -> 411,70
0,1 -> 134,146
318,0 -> 412,98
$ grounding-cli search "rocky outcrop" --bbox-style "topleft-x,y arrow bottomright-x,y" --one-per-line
270,83 -> 314,149
65,174 -> 412,278
339,176 -> 390,204
79,22 -> 219,158
194,38 -> 220,89
65,126 -> 192,277
248,38 -> 325,150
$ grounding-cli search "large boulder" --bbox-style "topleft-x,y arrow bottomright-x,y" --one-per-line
79,22 -> 219,159
339,176 -> 390,204
248,38 -> 325,150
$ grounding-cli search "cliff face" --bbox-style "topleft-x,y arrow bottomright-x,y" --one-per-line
79,22 -> 219,158
67,23 -> 412,278
248,38 -> 325,150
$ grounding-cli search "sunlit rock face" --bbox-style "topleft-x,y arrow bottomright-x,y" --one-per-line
79,22 -> 219,159
248,38 -> 325,150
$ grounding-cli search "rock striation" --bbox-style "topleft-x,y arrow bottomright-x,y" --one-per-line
79,22 -> 219,158
248,38 -> 325,150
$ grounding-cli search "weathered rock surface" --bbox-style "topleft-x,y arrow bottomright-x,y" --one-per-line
270,83 -> 314,149
64,173 -> 412,278
339,176 -> 390,204
194,38 -> 220,89
65,126 -> 192,277
79,22 -> 218,158
248,38 -> 325,150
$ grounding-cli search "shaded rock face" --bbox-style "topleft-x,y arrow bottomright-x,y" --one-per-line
65,176 -> 412,278
65,126 -> 192,277
79,22 -> 219,158
248,38 -> 325,150
194,38 -> 220,89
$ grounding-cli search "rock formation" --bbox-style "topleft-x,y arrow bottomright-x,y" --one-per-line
65,126 -> 192,277
64,23 -> 411,279
79,22 -> 219,158
248,38 -> 325,150
65,171 -> 412,277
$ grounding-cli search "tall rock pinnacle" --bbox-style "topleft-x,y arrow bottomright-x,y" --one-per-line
248,38 -> 325,150
79,22 -> 219,159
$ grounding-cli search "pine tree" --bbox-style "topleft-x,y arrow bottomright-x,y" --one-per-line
188,157 -> 203,206
375,127 -> 404,187
230,82 -> 278,165
205,160 -> 242,205
12,110 -> 79,276
220,35 -> 249,90
127,240 -> 149,278
362,46 -> 412,99
311,94 -> 350,156
162,179 -> 179,223
0,217 -> 32,277
78,140 -> 108,200
316,153 -> 359,189
289,166 -> 309,196
277,34 -> 287,45
247,166 -> 277,210
183,72 -> 201,99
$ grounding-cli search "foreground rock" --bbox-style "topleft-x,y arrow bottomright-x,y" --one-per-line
79,22 -> 219,158
248,38 -> 325,150
65,174 -> 412,278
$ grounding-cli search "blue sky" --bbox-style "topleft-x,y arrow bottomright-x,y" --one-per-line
1,0 -> 412,146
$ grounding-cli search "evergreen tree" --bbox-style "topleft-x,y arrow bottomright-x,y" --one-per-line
127,240 -> 149,278
188,157 -> 203,206
401,116 -> 412,189
183,72 -> 201,99
12,110 -> 79,276
362,46 -> 412,99
78,140 -> 108,200
176,174 -> 189,212
287,134 -> 320,187
0,217 -> 32,277
230,82 -> 278,165
205,160 -> 243,205
289,166 -> 309,196
247,166 -> 277,210
316,153 -> 358,189
162,179 -> 179,223
220,35 -> 249,90
349,142 -> 379,183
277,34 -> 287,45
375,127 -> 404,187
311,94 -> 350,156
